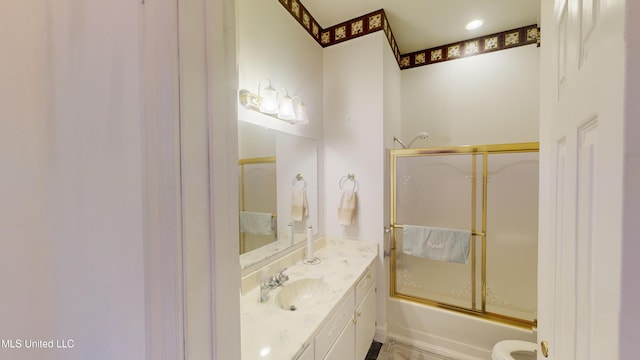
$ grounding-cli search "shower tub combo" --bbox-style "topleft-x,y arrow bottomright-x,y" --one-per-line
386,142 -> 539,360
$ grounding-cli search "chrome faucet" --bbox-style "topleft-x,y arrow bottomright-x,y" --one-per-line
259,268 -> 289,302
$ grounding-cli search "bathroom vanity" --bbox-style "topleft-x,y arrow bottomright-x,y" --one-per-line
240,238 -> 378,360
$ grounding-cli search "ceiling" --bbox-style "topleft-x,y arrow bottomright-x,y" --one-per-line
301,0 -> 541,54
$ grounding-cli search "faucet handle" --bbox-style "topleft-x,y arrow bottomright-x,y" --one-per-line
276,268 -> 289,282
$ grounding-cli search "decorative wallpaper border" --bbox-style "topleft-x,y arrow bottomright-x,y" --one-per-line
276,0 -> 540,69
319,9 -> 383,47
399,25 -> 540,70
318,9 -> 402,63
278,0 -> 323,43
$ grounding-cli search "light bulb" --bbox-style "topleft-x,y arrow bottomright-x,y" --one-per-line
258,79 -> 278,114
293,98 -> 309,124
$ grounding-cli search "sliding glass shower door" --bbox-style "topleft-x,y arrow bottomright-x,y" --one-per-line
390,143 -> 538,327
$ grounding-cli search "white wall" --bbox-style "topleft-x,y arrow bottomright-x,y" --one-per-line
0,2 -> 146,359
181,0 -> 241,359
621,0 -> 640,357
324,32 -> 393,339
401,45 -> 540,146
323,33 -> 385,241
209,0 -> 243,354
1,2 -> 54,352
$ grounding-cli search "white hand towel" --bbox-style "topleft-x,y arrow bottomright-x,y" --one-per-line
239,211 -> 273,235
402,225 -> 471,264
338,190 -> 357,226
291,188 -> 308,221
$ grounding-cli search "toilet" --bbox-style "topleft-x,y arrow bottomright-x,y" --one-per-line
492,340 -> 537,360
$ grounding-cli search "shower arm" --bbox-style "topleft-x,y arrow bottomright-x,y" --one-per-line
393,136 -> 407,148
393,132 -> 430,149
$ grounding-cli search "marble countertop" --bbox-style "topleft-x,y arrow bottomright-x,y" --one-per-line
241,238 -> 378,360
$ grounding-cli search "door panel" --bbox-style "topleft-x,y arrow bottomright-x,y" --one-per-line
323,319 -> 355,360
539,0 -> 625,358
575,120 -> 598,360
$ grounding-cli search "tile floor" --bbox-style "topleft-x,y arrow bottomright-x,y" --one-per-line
367,341 -> 458,360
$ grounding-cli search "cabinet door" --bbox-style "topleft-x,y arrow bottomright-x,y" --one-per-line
323,316 -> 355,360
355,286 -> 376,360
315,291 -> 355,359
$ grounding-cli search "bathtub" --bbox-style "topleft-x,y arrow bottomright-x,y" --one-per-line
385,297 -> 536,360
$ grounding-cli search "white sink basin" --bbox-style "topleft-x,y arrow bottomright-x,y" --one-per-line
274,278 -> 330,311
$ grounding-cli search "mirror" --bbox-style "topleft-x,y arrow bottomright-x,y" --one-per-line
238,121 -> 318,269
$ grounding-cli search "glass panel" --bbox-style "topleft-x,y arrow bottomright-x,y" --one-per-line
239,162 -> 277,253
394,154 -> 476,309
238,121 -> 318,270
485,152 -> 538,321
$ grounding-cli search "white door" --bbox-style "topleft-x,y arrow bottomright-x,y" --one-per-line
538,0 -> 626,359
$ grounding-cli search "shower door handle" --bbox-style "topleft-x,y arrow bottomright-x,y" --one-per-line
383,226 -> 392,257
540,341 -> 549,358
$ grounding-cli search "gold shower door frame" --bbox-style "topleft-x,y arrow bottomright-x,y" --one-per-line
389,142 -> 539,329
238,156 -> 276,254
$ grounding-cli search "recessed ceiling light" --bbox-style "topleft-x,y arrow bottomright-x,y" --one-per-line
465,19 -> 484,30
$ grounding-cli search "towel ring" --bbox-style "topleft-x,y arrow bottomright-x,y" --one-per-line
339,173 -> 357,191
292,173 -> 307,190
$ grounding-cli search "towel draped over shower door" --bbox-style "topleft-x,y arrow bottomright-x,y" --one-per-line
402,225 -> 471,264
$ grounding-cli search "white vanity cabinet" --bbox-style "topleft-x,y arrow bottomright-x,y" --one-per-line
315,266 -> 376,360
240,239 -> 378,360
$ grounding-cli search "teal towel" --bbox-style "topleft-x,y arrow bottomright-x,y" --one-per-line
240,211 -> 273,236
402,225 -> 471,264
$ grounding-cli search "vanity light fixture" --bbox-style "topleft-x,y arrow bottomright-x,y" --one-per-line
239,78 -> 309,124
291,96 -> 309,124
277,89 -> 296,121
258,79 -> 278,115
465,19 -> 484,30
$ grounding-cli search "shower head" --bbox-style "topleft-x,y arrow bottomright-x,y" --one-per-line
406,132 -> 430,148
394,132 -> 430,148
